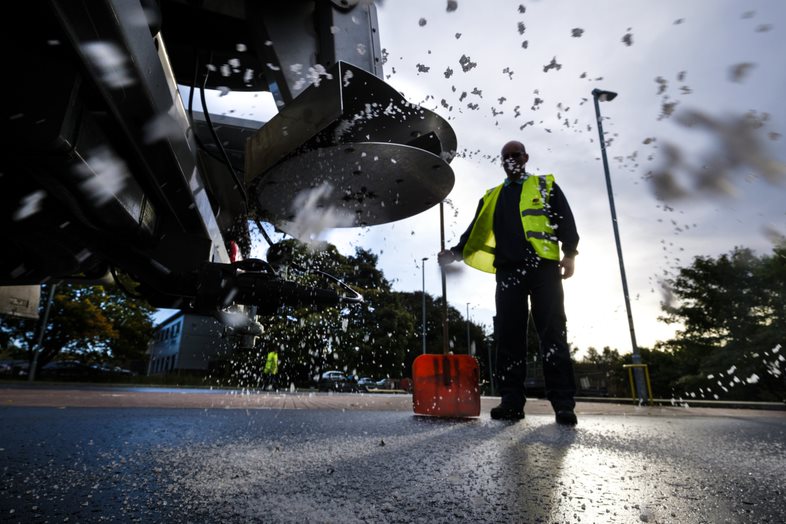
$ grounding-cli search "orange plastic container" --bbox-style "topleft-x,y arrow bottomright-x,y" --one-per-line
412,354 -> 480,417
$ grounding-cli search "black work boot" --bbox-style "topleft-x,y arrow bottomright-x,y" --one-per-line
555,409 -> 577,425
490,403 -> 525,421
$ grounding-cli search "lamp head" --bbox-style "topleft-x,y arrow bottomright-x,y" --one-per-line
592,88 -> 618,102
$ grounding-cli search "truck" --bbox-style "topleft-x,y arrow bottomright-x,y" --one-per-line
1,0 -> 456,341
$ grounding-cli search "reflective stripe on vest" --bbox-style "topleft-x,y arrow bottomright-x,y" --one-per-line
462,174 -> 559,274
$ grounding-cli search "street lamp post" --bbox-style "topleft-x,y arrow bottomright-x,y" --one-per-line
591,88 -> 647,402
421,257 -> 428,354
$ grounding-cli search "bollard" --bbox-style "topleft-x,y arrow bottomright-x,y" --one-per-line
623,363 -> 654,405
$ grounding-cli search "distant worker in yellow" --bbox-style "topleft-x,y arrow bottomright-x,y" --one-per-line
262,348 -> 279,391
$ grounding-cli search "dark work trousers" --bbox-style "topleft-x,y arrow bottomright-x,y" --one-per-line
495,262 -> 576,411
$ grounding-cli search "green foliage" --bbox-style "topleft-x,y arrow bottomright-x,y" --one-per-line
232,240 -> 487,388
658,246 -> 785,401
0,281 -> 154,375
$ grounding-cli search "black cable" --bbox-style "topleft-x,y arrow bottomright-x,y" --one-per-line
253,218 -> 276,247
199,68 -> 249,210
187,55 -> 243,170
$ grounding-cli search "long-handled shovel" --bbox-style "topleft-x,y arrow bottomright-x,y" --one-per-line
412,202 -> 480,417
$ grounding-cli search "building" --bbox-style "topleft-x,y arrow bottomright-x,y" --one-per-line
148,311 -> 234,375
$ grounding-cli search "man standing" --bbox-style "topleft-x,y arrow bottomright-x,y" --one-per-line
262,347 -> 279,391
438,140 -> 579,425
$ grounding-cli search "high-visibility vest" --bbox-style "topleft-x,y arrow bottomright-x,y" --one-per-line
462,174 -> 560,274
264,351 -> 278,375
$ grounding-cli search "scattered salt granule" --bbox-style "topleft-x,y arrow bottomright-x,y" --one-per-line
74,146 -> 129,205
729,63 -> 755,83
13,191 -> 46,221
80,41 -> 135,88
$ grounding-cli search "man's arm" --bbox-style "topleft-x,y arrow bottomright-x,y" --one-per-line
438,197 -> 484,265
549,182 -> 579,278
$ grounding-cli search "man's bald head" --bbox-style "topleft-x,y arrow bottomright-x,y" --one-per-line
501,140 -> 529,179
501,141 -> 526,156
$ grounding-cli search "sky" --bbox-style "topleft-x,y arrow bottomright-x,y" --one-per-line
172,0 -> 786,358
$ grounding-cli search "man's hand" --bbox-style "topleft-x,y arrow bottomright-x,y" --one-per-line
559,256 -> 575,279
437,249 -> 457,266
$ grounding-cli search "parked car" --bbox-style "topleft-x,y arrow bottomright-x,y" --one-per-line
40,360 -> 95,380
0,359 -> 29,377
90,363 -> 135,378
317,371 -> 358,393
357,377 -> 380,392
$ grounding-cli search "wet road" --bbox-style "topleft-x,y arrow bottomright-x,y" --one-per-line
1,388 -> 785,523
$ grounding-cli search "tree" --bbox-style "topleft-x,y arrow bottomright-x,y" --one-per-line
230,239 -> 489,389
233,240 -> 407,387
0,281 -> 154,376
658,246 -> 785,401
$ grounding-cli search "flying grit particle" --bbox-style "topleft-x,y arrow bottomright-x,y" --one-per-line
459,91 -> 467,102
729,63 -> 755,82
518,4 -> 525,13
677,71 -> 686,82
498,96 -> 506,104
521,40 -> 529,49
416,63 -> 430,73
518,22 -> 526,35
622,29 -> 633,46
655,76 -> 668,95
446,0 -> 458,12
542,57 -> 562,73
755,24 -> 773,33
471,87 -> 482,97
444,67 -> 454,79
455,33 -> 462,39
571,28 -> 584,37
673,18 -> 685,25
80,41 -> 135,89
13,191 -> 46,221
418,18 -> 427,27
459,54 -> 477,72
531,97 -> 543,110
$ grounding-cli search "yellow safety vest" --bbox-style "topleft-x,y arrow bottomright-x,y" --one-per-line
462,174 -> 560,274
264,351 -> 278,375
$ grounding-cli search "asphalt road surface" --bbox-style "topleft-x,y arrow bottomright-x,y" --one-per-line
1,386 -> 784,523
